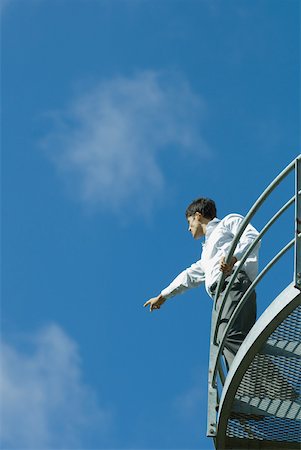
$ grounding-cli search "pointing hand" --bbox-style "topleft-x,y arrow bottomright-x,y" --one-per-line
143,294 -> 166,312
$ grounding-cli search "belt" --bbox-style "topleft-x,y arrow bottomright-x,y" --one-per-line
209,270 -> 247,295
209,279 -> 228,295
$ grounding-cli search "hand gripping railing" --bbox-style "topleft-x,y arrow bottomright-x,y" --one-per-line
207,155 -> 301,438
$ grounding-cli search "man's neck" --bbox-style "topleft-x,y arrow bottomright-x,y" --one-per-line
202,217 -> 212,234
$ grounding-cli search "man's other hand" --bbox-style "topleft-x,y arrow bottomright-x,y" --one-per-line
219,256 -> 237,274
143,294 -> 166,312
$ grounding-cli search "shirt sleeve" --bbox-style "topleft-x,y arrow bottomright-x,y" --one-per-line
224,214 -> 260,261
161,259 -> 206,300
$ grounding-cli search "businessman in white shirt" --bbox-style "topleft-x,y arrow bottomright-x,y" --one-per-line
144,197 -> 260,369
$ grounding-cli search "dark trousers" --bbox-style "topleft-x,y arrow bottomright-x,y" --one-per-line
215,271 -> 257,370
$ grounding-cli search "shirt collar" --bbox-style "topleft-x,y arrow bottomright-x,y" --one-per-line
205,217 -> 221,240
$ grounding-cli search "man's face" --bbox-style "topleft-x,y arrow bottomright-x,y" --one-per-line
187,213 -> 205,239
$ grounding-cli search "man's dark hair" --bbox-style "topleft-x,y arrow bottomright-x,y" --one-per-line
185,198 -> 217,220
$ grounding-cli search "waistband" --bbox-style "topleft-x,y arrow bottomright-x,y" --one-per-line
209,270 -> 248,295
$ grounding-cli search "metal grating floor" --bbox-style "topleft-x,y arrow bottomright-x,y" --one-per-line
225,305 -> 301,445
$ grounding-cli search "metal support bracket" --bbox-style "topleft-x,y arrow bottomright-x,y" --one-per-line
294,156 -> 301,290
207,307 -> 219,437
207,384 -> 218,437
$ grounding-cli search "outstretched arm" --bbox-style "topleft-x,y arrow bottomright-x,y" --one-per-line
143,259 -> 205,312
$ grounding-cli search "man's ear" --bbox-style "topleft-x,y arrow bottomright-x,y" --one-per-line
195,212 -> 203,221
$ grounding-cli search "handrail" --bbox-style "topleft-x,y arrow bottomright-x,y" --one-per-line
211,235 -> 298,386
212,191 -> 300,344
207,155 -> 301,440
215,283 -> 301,449
294,157 -> 301,288
213,157 -> 297,304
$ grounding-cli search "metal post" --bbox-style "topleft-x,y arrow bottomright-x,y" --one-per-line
294,155 -> 301,290
207,308 -> 218,437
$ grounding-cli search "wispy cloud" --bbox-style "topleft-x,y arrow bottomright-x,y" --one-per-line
42,71 -> 210,217
0,0 -> 12,14
1,324 -> 112,449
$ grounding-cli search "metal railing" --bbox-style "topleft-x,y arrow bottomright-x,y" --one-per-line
207,155 -> 301,438
216,287 -> 301,449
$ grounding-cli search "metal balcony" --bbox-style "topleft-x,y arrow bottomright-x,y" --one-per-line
207,155 -> 301,449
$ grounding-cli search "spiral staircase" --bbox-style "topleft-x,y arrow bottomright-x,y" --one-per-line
207,156 -> 301,449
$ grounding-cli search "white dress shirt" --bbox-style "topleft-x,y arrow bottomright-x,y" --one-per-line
161,214 -> 260,299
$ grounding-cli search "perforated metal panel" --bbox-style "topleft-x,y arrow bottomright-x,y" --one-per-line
226,305 -> 301,445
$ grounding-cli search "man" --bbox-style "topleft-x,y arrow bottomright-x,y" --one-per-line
144,197 -> 260,369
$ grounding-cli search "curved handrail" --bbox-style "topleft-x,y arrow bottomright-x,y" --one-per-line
207,155 -> 301,439
211,235 -> 299,386
213,157 -> 297,303
211,157 -> 300,361
215,283 -> 301,449
212,191 -> 300,344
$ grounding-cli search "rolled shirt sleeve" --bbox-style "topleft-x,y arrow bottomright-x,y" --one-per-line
161,259 -> 206,300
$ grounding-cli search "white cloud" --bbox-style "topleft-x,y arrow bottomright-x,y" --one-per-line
42,71 -> 210,216
1,324 -> 111,449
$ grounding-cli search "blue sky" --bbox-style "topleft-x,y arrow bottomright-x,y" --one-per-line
1,1 -> 300,449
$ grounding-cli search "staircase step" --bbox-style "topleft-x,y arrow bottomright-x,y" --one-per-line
232,396 -> 301,420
